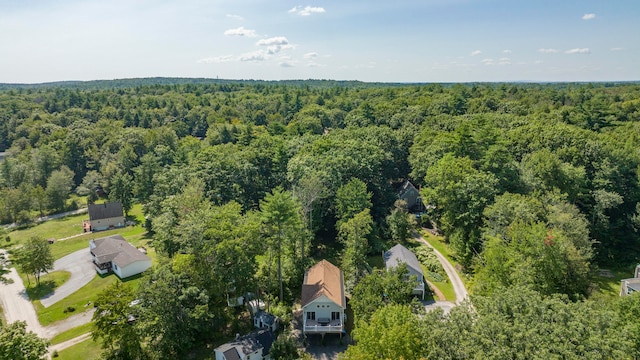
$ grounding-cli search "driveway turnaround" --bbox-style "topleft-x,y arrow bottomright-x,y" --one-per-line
40,249 -> 96,308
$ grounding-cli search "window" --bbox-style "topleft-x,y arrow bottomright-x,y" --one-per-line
331,312 -> 340,321
307,312 -> 315,320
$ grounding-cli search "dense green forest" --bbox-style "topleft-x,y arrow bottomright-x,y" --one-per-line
1,79 -> 640,359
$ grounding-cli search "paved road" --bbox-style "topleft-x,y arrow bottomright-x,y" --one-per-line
414,231 -> 469,304
0,265 -> 45,337
422,300 -> 455,315
41,249 -> 96,308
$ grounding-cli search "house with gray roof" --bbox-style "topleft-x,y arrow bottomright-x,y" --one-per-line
214,329 -> 275,360
89,234 -> 151,279
383,244 -> 425,299
398,180 -> 425,213
84,202 -> 125,232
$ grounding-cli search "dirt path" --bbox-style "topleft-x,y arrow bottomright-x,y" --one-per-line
414,232 -> 468,304
42,308 -> 95,339
48,333 -> 92,357
425,279 -> 445,301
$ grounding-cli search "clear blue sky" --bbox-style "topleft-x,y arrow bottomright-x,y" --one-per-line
1,0 -> 638,83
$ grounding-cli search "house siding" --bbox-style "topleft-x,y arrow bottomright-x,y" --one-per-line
90,216 -> 125,231
116,259 -> 152,279
302,295 -> 344,334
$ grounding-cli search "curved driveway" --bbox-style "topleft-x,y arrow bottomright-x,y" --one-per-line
414,231 -> 469,305
40,249 -> 96,308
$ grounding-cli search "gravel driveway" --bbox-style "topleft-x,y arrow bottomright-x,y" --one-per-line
0,265 -> 45,337
40,249 -> 96,308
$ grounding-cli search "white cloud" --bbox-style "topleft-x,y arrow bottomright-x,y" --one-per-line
502,49 -> 512,54
289,5 -> 326,16
256,37 -> 289,46
610,47 -> 624,51
534,60 -> 544,64
304,52 -> 318,59
499,57 -> 511,65
582,13 -> 596,20
266,44 -> 294,54
226,14 -> 244,21
279,61 -> 295,67
481,58 -> 494,65
470,50 -> 482,56
538,48 -> 559,54
239,50 -> 268,62
307,62 -> 323,67
197,55 -> 234,64
565,48 -> 590,54
224,26 -> 256,37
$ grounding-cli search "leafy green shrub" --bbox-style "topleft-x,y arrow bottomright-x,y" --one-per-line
63,306 -> 76,313
415,247 -> 446,279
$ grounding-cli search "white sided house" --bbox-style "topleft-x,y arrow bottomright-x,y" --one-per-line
301,260 -> 346,338
89,234 -> 151,279
84,202 -> 125,232
383,244 -> 425,300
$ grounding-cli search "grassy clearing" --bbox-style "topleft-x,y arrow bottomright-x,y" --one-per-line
426,277 -> 455,301
7,214 -> 87,247
8,203 -> 147,262
23,271 -> 71,300
36,272 -> 145,326
50,323 -> 93,345
591,267 -> 633,299
55,337 -> 101,360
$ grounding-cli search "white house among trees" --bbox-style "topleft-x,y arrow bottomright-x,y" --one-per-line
89,234 -> 151,278
301,260 -> 346,338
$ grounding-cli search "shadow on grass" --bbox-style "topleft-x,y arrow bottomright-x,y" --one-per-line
95,271 -> 145,284
26,280 -> 57,300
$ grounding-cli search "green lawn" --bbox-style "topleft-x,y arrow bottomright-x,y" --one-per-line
55,337 -> 101,360
50,323 -> 93,345
7,213 -> 88,247
8,203 -> 148,262
35,272 -> 145,326
23,271 -> 71,300
425,274 -> 456,302
591,268 -> 633,299
8,203 -> 145,245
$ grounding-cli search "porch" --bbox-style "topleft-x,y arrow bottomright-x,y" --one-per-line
93,259 -> 112,275
304,318 -> 343,333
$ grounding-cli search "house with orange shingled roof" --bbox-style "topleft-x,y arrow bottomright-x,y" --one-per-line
301,260 -> 346,337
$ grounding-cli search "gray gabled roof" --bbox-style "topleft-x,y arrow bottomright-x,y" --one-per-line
384,244 -> 424,276
215,330 -> 275,359
91,234 -> 150,268
88,202 -> 124,221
